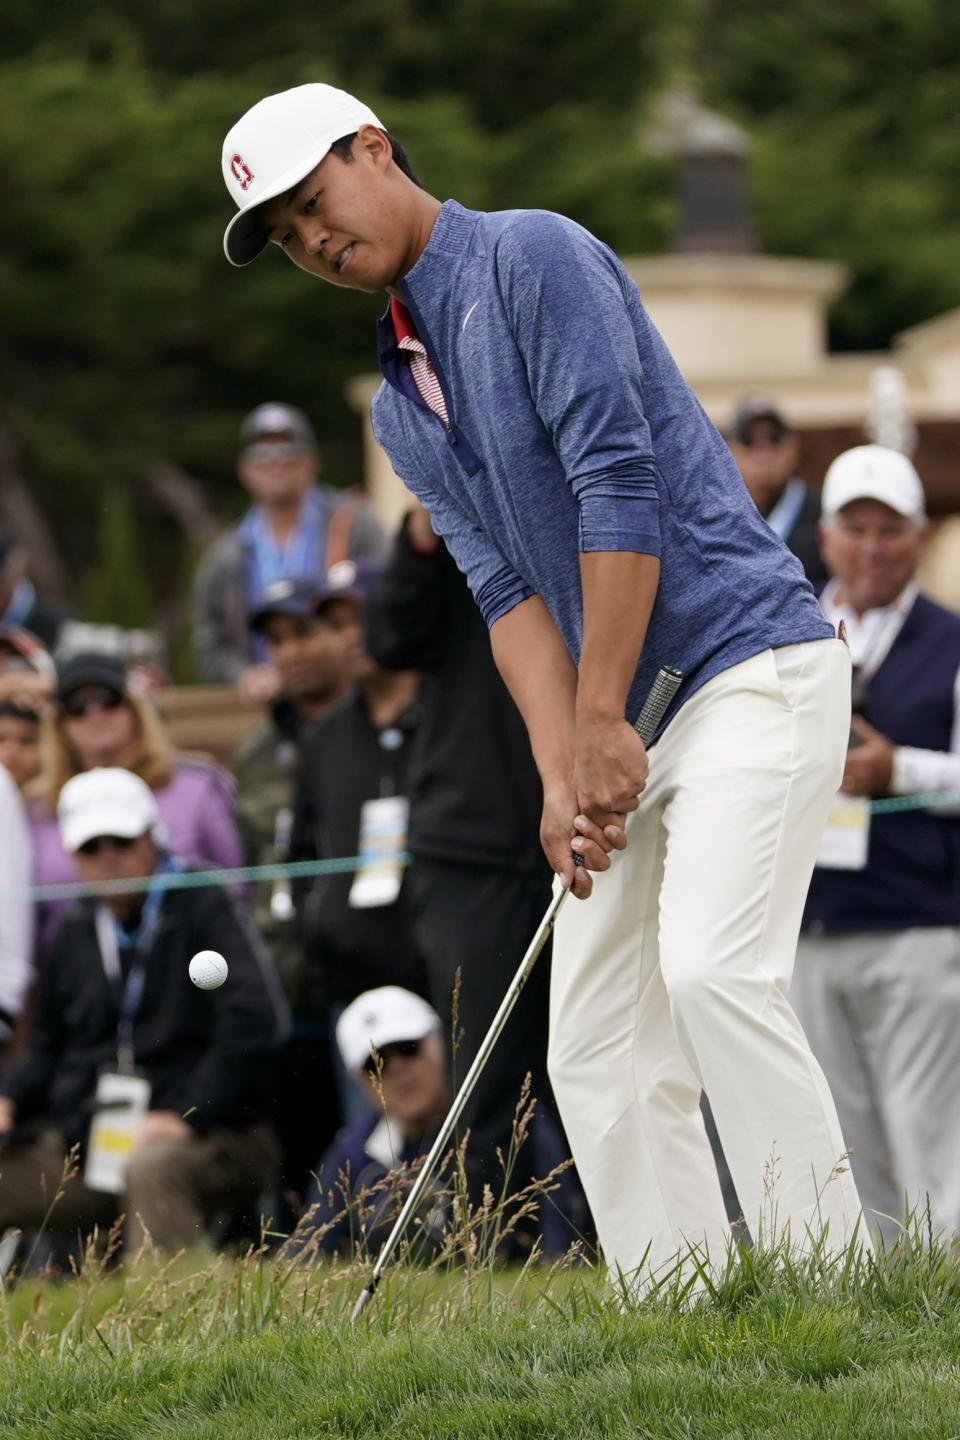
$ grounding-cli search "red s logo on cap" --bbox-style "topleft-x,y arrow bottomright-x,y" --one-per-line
231,154 -> 254,191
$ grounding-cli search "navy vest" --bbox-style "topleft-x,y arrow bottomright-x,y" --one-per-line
803,592 -> 960,932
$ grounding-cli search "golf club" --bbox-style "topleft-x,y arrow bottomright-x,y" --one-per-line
350,664 -> 683,1323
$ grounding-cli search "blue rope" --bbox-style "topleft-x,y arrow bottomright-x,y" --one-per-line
24,853 -> 411,902
15,789 -> 960,901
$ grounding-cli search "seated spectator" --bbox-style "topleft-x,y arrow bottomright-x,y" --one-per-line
192,402 -> 386,702
29,652 -> 244,957
726,395 -> 827,585
0,768 -> 287,1254
0,761 -> 32,1059
234,576 -> 353,1210
0,523 -> 72,651
294,986 -> 450,1257
0,626 -> 54,793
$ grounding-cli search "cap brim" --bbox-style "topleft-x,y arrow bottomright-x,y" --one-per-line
248,600 -> 315,632
62,808 -> 150,854
223,145 -> 333,267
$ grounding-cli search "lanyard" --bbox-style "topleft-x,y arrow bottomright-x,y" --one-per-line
243,489 -> 324,595
242,489 -> 325,662
94,854 -> 184,1074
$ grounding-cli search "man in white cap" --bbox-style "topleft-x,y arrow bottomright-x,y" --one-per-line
219,85 -> 865,1290
292,985 -> 449,1256
193,401 -> 385,701
0,768 -> 288,1257
792,444 -> 960,1244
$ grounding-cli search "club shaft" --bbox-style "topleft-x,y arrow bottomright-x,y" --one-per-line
350,664 -> 683,1323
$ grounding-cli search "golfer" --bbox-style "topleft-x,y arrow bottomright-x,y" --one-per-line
220,84 -> 864,1288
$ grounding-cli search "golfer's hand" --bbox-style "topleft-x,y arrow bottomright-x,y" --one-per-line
842,716 -> 894,796
541,783 -> 625,900
574,717 -> 649,837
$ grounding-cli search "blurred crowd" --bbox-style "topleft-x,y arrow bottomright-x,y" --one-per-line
0,395 -> 958,1265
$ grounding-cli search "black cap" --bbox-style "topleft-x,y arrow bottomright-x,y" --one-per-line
248,577 -> 325,632
55,652 -> 128,705
728,395 -> 790,444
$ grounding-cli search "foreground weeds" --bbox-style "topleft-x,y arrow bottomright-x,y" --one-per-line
1,1215 -> 960,1438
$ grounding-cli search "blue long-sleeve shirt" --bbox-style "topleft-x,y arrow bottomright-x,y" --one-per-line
371,201 -> 831,729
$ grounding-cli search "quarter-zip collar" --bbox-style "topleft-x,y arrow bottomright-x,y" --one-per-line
375,202 -> 483,474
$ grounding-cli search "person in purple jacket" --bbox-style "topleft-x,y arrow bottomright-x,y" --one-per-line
218,84 -> 865,1291
29,653 -> 243,959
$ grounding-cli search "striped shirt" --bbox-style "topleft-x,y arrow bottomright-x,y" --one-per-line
390,297 -> 449,424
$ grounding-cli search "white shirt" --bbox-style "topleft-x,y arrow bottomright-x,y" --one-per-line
819,580 -> 960,805
0,763 -> 33,1031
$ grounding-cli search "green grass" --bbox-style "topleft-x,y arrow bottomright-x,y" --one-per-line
1,1226 -> 960,1439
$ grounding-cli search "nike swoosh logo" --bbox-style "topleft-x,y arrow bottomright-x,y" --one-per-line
462,301 -> 480,332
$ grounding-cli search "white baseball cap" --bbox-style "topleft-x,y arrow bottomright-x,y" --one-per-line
820,444 -> 926,522
222,83 -> 384,267
58,767 -> 165,854
336,986 -> 442,1075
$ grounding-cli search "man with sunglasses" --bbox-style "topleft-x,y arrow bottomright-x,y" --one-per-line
726,396 -> 828,586
0,768 -> 288,1255
193,402 -> 386,702
290,985 -> 450,1256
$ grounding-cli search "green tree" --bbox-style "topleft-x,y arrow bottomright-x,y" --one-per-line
695,0 -> 960,348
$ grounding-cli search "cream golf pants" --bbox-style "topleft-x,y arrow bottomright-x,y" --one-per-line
549,639 -> 865,1288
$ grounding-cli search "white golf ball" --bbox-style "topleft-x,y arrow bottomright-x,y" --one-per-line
188,949 -> 228,990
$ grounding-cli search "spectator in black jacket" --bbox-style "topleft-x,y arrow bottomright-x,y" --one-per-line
292,562 -> 425,1119
0,767 -> 287,1254
362,504 -> 587,1253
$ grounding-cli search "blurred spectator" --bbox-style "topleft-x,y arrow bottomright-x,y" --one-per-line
0,626 -> 55,793
233,577 -> 351,1208
726,396 -> 828,585
791,444 -> 960,1244
0,768 -> 287,1254
29,652 -> 243,958
362,505 -> 578,1248
0,522 -> 72,651
192,402 -> 386,701
292,561 -> 425,1115
294,986 -> 450,1257
0,762 -> 32,1058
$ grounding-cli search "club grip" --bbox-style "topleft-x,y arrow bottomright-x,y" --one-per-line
633,666 -> 683,744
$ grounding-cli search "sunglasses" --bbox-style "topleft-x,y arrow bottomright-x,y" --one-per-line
76,834 -> 137,858
62,687 -> 125,719
738,427 -> 788,448
363,1038 -> 423,1077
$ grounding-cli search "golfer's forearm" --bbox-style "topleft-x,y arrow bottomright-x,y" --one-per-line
490,596 -> 578,786
577,552 -> 660,722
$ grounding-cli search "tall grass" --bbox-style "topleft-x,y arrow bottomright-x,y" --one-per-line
2,1127 -> 960,1438
1,1168 -> 960,1439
